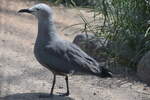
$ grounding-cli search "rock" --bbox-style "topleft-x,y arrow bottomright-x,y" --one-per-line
73,33 -> 95,46
93,92 -> 96,95
137,51 -> 150,84
73,33 -> 135,75
73,33 -> 108,62
73,33 -> 95,53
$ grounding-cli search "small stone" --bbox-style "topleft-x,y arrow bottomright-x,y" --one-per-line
59,86 -> 63,89
93,92 -> 96,95
2,40 -> 5,42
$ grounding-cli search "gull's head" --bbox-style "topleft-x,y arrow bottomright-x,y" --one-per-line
18,3 -> 53,19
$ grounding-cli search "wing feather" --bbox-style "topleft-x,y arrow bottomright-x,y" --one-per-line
45,41 -> 101,74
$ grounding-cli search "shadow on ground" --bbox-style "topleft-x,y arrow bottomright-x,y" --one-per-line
0,93 -> 74,100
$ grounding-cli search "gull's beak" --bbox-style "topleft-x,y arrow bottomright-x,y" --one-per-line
18,9 -> 33,13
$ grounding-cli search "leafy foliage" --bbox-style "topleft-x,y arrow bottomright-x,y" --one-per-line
85,0 -> 150,69
48,0 -> 95,6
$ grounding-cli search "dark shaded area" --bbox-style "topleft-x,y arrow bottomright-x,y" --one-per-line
0,93 -> 74,100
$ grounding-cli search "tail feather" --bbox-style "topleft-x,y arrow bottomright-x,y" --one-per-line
100,67 -> 112,78
93,67 -> 112,78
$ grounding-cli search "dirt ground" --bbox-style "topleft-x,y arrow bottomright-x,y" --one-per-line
0,0 -> 150,100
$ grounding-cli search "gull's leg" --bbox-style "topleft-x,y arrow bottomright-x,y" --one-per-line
65,75 -> 70,96
60,75 -> 70,96
39,74 -> 56,98
50,74 -> 56,95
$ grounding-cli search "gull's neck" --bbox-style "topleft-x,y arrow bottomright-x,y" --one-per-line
37,17 -> 60,42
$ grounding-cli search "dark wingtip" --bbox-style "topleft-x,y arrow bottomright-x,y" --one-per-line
101,67 -> 113,78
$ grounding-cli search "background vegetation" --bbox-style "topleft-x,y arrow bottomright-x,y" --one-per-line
49,0 -> 95,6
48,0 -> 150,71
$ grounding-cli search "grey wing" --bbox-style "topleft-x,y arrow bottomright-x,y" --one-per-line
45,41 -> 101,75
67,42 -> 102,74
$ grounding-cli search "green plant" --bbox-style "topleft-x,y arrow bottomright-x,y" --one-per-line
48,0 -> 96,7
83,0 -> 150,70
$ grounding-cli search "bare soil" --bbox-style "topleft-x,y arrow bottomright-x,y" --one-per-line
0,0 -> 150,100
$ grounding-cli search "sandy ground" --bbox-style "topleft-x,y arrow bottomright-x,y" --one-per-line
0,0 -> 150,100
